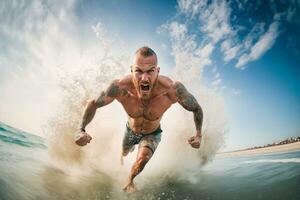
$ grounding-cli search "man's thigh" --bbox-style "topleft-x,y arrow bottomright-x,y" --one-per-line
122,126 -> 142,154
138,133 -> 161,154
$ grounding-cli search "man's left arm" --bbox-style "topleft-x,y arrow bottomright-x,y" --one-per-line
175,82 -> 203,149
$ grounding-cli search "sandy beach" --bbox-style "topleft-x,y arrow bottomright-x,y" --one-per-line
218,141 -> 300,158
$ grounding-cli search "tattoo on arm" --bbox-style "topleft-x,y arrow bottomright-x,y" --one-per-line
80,104 -> 97,131
80,80 -> 128,130
95,91 -> 106,107
175,82 -> 203,134
95,81 -> 128,107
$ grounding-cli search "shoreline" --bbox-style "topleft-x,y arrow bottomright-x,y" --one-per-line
217,141 -> 300,157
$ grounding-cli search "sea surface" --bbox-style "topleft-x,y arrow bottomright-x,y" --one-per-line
0,121 -> 299,200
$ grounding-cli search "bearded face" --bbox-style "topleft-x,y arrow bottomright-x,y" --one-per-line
131,54 -> 159,100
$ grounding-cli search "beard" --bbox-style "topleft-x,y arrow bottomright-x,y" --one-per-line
132,74 -> 158,100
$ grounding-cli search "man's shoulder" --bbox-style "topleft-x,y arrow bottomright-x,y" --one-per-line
106,75 -> 132,98
158,75 -> 183,91
112,75 -> 132,87
157,76 -> 181,101
158,75 -> 174,88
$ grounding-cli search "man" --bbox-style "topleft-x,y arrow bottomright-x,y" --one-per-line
75,47 -> 203,193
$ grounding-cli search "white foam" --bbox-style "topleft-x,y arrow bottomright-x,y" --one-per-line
244,158 -> 300,164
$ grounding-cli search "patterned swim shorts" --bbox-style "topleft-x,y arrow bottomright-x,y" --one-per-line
122,123 -> 162,154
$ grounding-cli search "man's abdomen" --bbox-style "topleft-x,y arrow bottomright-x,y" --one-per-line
127,116 -> 162,134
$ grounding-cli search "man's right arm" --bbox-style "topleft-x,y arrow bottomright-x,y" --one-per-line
75,80 -> 127,146
80,80 -> 127,130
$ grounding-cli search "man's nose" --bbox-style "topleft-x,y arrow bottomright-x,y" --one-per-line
141,72 -> 149,81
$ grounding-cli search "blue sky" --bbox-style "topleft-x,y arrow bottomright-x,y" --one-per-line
0,0 -> 299,151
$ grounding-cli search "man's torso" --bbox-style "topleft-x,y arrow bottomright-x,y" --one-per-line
115,75 -> 178,134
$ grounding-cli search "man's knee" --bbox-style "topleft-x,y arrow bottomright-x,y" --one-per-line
123,150 -> 129,157
136,147 -> 153,166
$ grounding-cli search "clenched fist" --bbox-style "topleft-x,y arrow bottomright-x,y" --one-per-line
188,135 -> 201,149
75,131 -> 92,146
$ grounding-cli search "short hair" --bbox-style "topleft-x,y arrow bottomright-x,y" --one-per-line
135,46 -> 156,57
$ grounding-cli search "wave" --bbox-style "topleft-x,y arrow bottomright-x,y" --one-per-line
243,158 -> 300,164
0,121 -> 46,149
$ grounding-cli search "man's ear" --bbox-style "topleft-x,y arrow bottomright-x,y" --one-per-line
157,67 -> 160,73
130,65 -> 133,73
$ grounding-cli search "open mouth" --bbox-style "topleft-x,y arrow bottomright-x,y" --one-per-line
140,83 -> 150,91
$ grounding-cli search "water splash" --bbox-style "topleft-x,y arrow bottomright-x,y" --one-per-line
0,0 -> 227,191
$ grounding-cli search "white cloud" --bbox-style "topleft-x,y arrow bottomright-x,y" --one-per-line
199,0 -> 234,43
220,22 -> 265,63
221,40 -> 242,62
158,20 -> 215,85
176,0 -> 282,69
236,21 -> 279,68
178,0 -> 207,18
168,0 -> 290,73
169,21 -> 188,41
161,0 -> 235,85
178,0 -> 193,14
177,0 -> 235,44
212,78 -> 221,86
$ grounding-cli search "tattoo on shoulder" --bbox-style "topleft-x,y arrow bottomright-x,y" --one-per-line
106,82 -> 128,98
95,81 -> 128,107
175,82 -> 186,97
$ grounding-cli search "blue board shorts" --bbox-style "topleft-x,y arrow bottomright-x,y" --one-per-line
122,123 -> 162,154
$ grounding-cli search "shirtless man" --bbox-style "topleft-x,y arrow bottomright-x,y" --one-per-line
75,47 -> 203,193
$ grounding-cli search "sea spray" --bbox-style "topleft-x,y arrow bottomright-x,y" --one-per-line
45,25 -> 228,188
0,0 -> 228,190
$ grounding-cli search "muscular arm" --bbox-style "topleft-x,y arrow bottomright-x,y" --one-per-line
175,82 -> 203,137
79,80 -> 127,130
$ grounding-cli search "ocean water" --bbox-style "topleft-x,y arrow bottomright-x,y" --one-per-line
0,121 -> 299,200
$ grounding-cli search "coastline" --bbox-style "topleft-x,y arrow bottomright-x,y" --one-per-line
217,141 -> 300,158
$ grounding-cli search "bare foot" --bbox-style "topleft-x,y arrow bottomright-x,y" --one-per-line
123,181 -> 137,193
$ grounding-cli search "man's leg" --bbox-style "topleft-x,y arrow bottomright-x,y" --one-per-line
120,146 -> 135,165
121,125 -> 141,165
122,146 -> 135,157
123,147 -> 153,193
123,130 -> 161,193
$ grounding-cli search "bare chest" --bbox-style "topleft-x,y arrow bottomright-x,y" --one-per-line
118,93 -> 174,121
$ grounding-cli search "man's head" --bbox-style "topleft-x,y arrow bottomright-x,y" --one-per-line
131,46 -> 160,100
